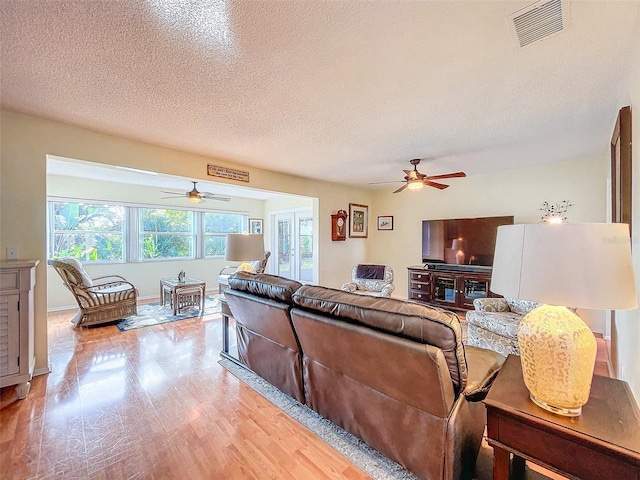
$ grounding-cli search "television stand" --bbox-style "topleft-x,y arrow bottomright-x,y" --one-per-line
408,264 -> 500,312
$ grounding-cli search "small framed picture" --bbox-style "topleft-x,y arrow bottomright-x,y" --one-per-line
349,203 -> 368,238
377,216 -> 393,231
249,218 -> 263,234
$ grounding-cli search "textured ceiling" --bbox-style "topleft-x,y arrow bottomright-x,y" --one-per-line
1,1 -> 639,188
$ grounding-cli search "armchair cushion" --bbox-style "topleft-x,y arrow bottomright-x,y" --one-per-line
53,257 -> 93,287
466,297 -> 541,356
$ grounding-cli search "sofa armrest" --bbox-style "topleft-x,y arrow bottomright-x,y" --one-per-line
473,297 -> 509,313
462,345 -> 506,401
340,282 -> 358,293
380,283 -> 395,297
218,266 -> 237,277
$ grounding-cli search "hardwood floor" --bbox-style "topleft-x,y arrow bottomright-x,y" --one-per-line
0,308 -> 370,480
1,307 -> 612,480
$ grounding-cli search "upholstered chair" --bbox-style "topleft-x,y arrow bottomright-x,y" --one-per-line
217,251 -> 271,293
48,257 -> 138,327
465,297 -> 541,356
340,264 -> 395,297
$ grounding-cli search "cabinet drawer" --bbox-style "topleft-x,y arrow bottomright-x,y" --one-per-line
410,271 -> 429,281
409,291 -> 430,302
0,270 -> 20,292
410,281 -> 430,291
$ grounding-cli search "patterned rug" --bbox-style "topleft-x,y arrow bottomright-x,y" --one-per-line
218,357 -> 550,480
117,294 -> 224,331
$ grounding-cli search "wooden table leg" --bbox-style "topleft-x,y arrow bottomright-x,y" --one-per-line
222,312 -> 229,354
493,446 -> 510,480
512,454 -> 525,480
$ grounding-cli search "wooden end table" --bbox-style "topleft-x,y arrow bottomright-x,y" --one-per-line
160,277 -> 206,315
483,354 -> 640,480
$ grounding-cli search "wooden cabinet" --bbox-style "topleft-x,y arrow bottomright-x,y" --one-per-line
1,260 -> 38,399
408,265 -> 499,311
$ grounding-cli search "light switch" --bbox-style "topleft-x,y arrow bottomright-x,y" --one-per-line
6,246 -> 18,260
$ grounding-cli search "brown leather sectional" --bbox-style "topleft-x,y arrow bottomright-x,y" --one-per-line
225,272 -> 506,480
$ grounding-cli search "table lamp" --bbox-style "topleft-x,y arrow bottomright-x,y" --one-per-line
491,223 -> 637,416
225,233 -> 265,273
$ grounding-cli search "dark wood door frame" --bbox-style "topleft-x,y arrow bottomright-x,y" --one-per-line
611,105 -> 632,231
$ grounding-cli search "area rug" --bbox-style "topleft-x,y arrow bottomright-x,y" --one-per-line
218,357 -> 550,480
117,294 -> 224,332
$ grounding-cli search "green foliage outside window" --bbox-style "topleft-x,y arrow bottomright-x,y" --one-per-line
204,212 -> 244,256
140,209 -> 193,259
49,201 -> 249,262
51,202 -> 124,261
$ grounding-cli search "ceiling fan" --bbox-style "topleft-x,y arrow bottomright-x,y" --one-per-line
162,181 -> 231,203
370,159 -> 466,193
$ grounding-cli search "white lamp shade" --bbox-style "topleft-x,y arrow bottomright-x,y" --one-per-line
225,233 -> 264,262
491,223 -> 637,310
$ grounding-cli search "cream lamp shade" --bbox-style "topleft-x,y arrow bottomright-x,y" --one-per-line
491,223 -> 637,416
225,233 -> 265,273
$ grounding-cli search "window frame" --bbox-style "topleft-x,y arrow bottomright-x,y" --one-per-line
47,197 -> 249,264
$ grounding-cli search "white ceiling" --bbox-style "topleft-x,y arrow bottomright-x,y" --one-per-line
2,1 -> 639,189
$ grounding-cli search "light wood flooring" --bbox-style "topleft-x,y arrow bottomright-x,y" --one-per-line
1,306 -> 611,480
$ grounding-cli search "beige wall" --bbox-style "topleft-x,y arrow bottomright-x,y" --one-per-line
0,110 -> 370,374
369,155 -> 609,332
612,16 -> 640,400
2,105 -> 636,399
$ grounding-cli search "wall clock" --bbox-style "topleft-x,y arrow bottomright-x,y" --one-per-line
331,210 -> 348,241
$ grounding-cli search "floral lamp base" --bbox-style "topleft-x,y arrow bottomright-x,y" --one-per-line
518,305 -> 597,417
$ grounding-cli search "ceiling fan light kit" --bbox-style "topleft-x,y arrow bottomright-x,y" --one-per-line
162,181 -> 231,203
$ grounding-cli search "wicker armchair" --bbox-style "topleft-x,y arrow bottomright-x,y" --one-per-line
48,257 -> 138,327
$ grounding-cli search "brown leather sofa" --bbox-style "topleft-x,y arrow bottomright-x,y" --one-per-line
226,273 -> 506,480
225,272 -> 305,402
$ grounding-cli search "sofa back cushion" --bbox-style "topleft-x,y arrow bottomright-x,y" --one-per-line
292,285 -> 467,394
228,271 -> 301,302
225,272 -> 305,402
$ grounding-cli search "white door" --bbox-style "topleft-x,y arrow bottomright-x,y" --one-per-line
273,210 -> 313,282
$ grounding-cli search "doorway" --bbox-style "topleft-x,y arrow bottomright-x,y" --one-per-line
272,209 -> 313,282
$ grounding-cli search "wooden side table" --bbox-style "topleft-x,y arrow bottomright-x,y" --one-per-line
160,277 -> 206,315
483,355 -> 640,480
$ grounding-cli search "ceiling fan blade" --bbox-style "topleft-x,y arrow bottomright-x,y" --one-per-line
369,180 -> 404,185
161,195 -> 187,199
201,193 -> 231,201
393,184 -> 409,194
161,190 -> 186,196
424,180 -> 449,190
426,172 -> 466,180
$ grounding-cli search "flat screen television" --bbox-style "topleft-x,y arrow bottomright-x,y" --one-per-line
421,215 -> 514,267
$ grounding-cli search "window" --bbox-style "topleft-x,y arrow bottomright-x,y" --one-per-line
48,201 -> 125,262
203,212 -> 245,257
139,208 -> 194,260
47,199 -> 249,263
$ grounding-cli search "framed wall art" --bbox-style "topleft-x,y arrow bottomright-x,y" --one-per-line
249,218 -> 263,234
349,203 -> 368,238
377,216 -> 393,231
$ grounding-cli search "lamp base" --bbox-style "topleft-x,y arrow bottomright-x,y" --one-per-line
518,305 -> 597,417
236,262 -> 256,273
529,393 -> 582,417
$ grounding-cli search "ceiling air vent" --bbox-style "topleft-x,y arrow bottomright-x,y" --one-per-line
506,0 -> 569,49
